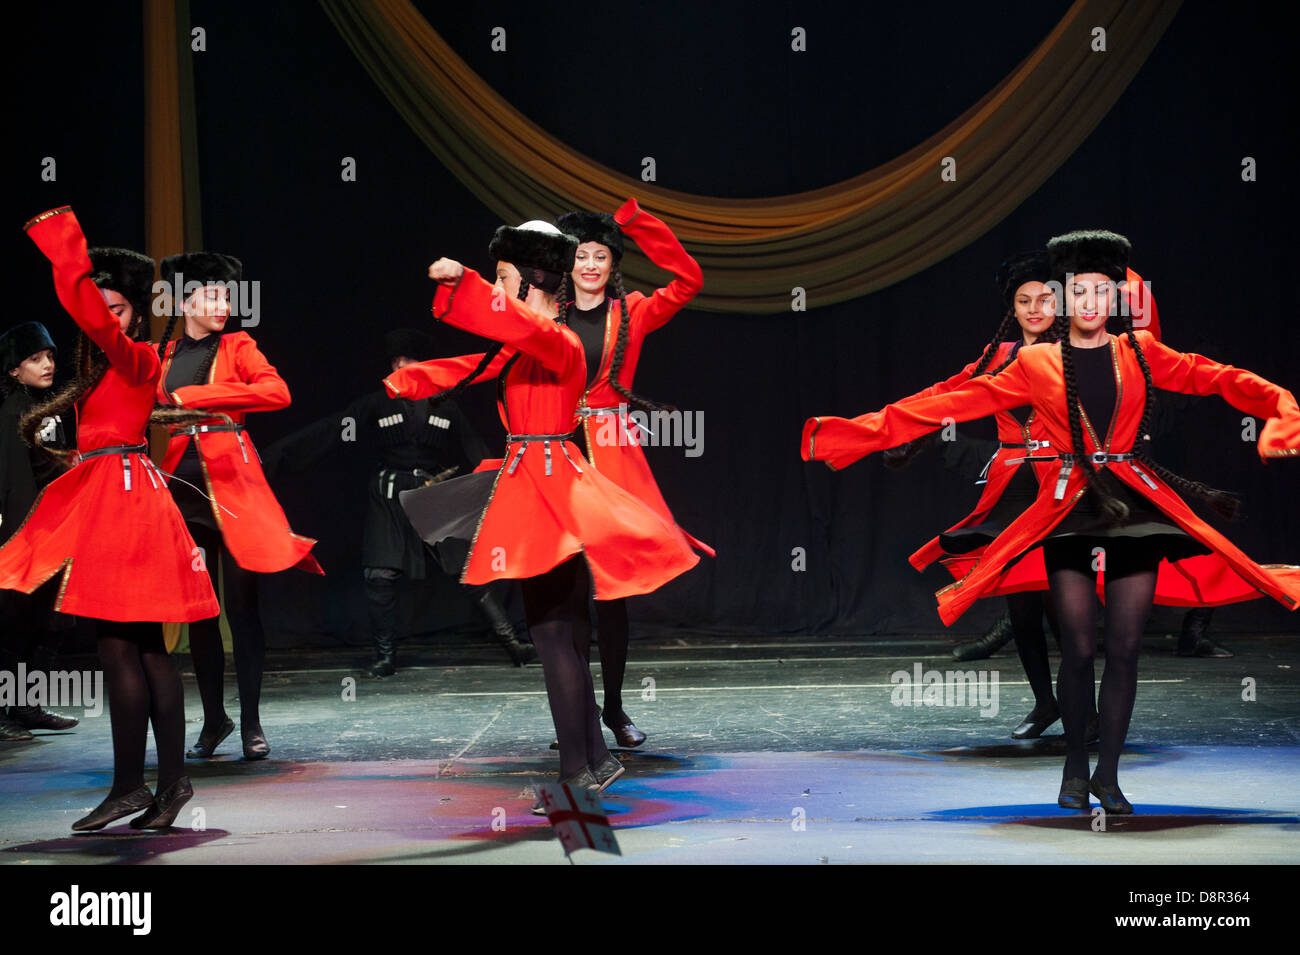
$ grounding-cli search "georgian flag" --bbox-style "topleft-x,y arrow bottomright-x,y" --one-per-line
533,782 -> 621,857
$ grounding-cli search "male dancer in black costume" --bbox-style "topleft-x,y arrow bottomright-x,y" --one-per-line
265,328 -> 536,675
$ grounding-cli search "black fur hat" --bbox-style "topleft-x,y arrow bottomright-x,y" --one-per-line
995,250 -> 1052,306
488,221 -> 577,294
160,251 -> 243,287
555,211 -> 624,261
88,247 -> 156,322
384,327 -> 436,363
1047,230 -> 1131,283
1,321 -> 57,374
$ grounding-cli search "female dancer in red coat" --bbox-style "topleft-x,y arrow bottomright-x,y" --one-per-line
885,250 -> 1094,740
1,207 -> 220,830
388,221 -> 699,803
155,253 -> 323,761
552,199 -> 711,747
803,230 -> 1300,812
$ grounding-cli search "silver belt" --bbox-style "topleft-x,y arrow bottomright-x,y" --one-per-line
504,433 -> 582,477
980,439 -> 1052,482
77,443 -> 161,492
178,422 -> 253,463
1008,449 -> 1158,500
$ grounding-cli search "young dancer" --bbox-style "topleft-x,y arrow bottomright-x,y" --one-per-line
1,207 -> 220,829
883,251 -> 1095,739
387,221 -> 699,807
553,199 -> 710,747
156,252 -> 324,761
1,321 -> 79,740
803,230 -> 1300,812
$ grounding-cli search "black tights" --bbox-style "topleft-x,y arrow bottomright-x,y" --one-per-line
522,558 -> 609,778
187,522 -> 265,736
1006,591 -> 1097,719
1045,538 -> 1159,785
97,621 -> 185,796
594,597 -> 630,724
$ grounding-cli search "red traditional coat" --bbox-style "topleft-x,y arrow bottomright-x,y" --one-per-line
390,198 -> 712,558
158,333 -> 323,575
384,268 -> 699,600
0,207 -> 219,623
573,198 -> 712,556
899,341 -> 1055,573
803,331 -> 1300,625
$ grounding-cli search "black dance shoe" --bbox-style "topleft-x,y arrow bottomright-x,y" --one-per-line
186,716 -> 235,759
1057,777 -> 1089,811
531,767 -> 600,815
602,711 -> 646,748
592,753 -> 625,792
952,613 -> 1014,661
1177,636 -> 1233,658
242,731 -> 270,761
1089,776 -> 1133,814
130,777 -> 194,830
1011,704 -> 1060,739
72,786 -> 155,831
11,705 -> 80,731
0,712 -> 34,741
368,651 -> 397,677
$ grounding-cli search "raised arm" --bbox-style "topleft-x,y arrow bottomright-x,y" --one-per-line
617,198 -> 703,333
169,334 -> 291,412
23,207 -> 158,387
1136,330 -> 1298,459
384,347 -> 517,400
431,266 -> 580,376
802,357 -> 1033,470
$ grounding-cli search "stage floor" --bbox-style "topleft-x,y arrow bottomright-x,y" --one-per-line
2,633 -> 1298,864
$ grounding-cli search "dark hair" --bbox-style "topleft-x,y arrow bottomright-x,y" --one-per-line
605,269 -> 672,413
1052,310 -> 1237,524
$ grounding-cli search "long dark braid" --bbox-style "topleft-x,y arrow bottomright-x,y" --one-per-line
19,331 -> 109,463
971,309 -> 1019,378
156,312 -> 181,365
429,269 -> 569,403
1123,317 -> 1239,518
1055,312 -> 1130,525
19,301 -> 150,460
606,269 -> 671,413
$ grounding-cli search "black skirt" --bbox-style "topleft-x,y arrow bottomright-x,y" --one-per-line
398,469 -> 497,579
940,462 -> 1039,555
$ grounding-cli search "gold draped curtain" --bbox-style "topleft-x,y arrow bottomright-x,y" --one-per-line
322,0 -> 1179,313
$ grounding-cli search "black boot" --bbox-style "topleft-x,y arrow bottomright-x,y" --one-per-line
476,590 -> 537,666
368,643 -> 397,678
952,612 -> 1014,661
1,710 -> 33,742
364,567 -> 400,676
1177,606 -> 1232,658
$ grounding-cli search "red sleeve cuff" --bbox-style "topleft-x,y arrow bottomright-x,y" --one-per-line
613,197 -> 640,227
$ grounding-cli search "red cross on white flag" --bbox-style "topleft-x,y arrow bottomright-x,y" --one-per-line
534,781 -> 622,857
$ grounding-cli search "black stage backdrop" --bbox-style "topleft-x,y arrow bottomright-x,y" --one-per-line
5,1 -> 1297,645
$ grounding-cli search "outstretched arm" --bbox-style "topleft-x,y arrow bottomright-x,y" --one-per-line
428,263 -> 579,377
1136,330 -> 1299,459
384,347 -> 517,400
24,207 -> 158,387
802,358 -> 1033,470
617,198 -> 703,333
